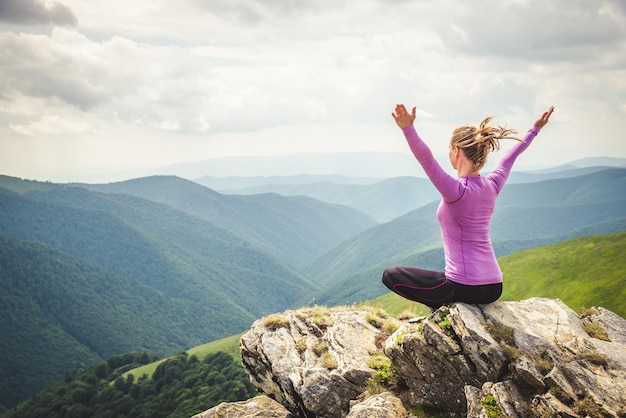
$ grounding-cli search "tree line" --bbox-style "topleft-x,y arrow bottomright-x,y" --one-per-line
1,351 -> 257,418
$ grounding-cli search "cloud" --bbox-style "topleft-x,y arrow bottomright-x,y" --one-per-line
434,0 -> 626,65
0,0 -> 625,181
0,0 -> 77,26
10,112 -> 92,136
0,30 -> 108,110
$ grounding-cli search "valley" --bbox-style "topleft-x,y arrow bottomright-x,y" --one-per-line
0,165 -> 624,414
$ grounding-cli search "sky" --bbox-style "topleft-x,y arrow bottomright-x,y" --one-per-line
1,0 -> 625,182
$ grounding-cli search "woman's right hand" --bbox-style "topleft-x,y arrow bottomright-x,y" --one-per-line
392,104 -> 417,129
534,106 -> 554,129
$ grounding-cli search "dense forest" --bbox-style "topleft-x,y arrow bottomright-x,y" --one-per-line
1,351 -> 256,418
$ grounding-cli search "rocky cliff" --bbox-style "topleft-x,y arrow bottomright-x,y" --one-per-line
193,298 -> 626,418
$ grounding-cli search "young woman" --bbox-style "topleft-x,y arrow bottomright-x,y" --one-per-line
382,104 -> 554,309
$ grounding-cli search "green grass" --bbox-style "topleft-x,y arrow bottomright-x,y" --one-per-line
500,231 -> 626,318
367,232 -> 626,320
122,332 -> 244,380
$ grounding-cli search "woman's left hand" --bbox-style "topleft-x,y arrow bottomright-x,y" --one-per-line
534,106 -> 554,128
392,104 -> 416,129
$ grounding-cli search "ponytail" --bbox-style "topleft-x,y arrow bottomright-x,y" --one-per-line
451,116 -> 519,170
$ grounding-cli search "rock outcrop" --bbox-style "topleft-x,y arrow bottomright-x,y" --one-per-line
195,298 -> 626,417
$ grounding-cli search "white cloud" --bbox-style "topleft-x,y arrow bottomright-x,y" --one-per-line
0,0 -> 625,181
10,112 -> 92,136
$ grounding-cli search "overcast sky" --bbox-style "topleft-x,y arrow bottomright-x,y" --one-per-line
1,0 -> 625,182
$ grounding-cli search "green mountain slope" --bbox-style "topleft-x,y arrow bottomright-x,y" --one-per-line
0,183 -> 319,408
497,167 -> 626,207
305,197 -> 626,291
0,186 -> 316,315
7,232 -> 624,416
78,175 -> 377,267
498,232 -> 626,315
0,234 -> 226,409
368,232 -> 626,320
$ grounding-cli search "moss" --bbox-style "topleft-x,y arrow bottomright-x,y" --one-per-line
502,344 -> 523,360
312,341 -> 328,356
365,353 -> 398,395
397,310 -> 416,320
481,393 -> 503,418
533,356 -> 554,374
579,306 -> 597,318
583,322 -> 611,341
295,340 -> 307,353
484,323 -> 515,346
320,352 -> 338,369
383,321 -> 400,334
366,312 -> 384,328
263,315 -> 290,330
312,314 -> 334,329
438,317 -> 455,338
574,396 -> 613,418
578,350 -> 608,366
367,353 -> 389,370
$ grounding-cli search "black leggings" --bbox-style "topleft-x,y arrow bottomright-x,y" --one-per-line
381,266 -> 502,309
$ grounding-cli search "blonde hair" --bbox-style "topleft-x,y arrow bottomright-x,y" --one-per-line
450,116 -> 519,170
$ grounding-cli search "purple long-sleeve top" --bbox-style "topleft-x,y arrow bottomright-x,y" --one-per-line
402,124 -> 541,285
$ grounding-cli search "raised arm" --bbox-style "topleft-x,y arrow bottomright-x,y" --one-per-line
490,106 -> 555,189
392,104 -> 463,202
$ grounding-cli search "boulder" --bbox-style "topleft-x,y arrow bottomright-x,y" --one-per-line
194,298 -> 626,417
238,307 -> 401,418
191,395 -> 291,418
385,298 -> 626,417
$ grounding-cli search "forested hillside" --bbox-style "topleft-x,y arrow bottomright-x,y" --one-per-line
10,231 -> 622,418
0,181 -> 320,409
1,351 -> 255,418
206,175 -> 440,223
78,175 -> 377,267
0,186 -> 316,318
0,234 -> 232,408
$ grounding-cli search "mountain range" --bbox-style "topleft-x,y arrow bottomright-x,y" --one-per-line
5,230 -> 624,418
0,164 -> 624,410
195,164 -> 626,222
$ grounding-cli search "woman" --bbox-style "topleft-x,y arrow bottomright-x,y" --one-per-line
382,104 -> 554,309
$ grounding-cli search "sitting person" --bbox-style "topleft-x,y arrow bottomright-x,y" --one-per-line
382,104 -> 554,309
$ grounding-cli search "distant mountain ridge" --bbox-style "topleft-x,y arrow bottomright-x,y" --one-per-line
199,166 -> 626,222
157,151 -> 419,178
77,175 -> 377,267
